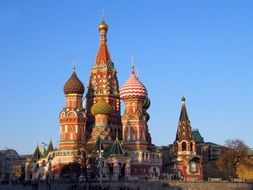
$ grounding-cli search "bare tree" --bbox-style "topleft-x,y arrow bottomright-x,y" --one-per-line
217,139 -> 248,179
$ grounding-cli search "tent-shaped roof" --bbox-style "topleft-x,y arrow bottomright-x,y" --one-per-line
109,138 -> 124,156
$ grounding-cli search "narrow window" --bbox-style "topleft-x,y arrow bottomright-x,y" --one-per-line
182,142 -> 187,151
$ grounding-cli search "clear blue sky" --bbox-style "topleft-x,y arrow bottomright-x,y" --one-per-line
1,1 -> 253,154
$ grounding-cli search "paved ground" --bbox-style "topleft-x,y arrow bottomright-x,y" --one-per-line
0,181 -> 252,190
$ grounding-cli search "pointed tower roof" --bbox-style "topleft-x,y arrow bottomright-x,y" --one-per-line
176,97 -> 193,141
179,96 -> 189,122
32,146 -> 43,161
94,18 -> 114,69
110,138 -> 124,156
46,140 -> 54,155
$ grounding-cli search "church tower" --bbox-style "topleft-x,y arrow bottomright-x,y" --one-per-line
86,18 -> 121,141
59,67 -> 86,149
120,66 -> 149,150
175,97 -> 196,153
173,97 -> 203,180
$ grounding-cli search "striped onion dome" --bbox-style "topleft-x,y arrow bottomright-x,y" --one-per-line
91,98 -> 112,116
120,69 -> 147,100
64,71 -> 84,95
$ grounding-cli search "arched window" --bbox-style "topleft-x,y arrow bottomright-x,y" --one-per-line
190,142 -> 193,151
190,161 -> 197,173
182,142 -> 187,151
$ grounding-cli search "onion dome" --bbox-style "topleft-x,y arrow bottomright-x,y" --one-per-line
143,97 -> 151,110
120,69 -> 147,100
91,98 -> 112,116
64,71 -> 84,94
98,19 -> 108,32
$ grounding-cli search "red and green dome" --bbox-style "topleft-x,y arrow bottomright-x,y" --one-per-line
64,71 -> 84,94
91,98 -> 112,115
120,70 -> 147,100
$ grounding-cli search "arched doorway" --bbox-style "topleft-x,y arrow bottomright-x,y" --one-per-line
149,166 -> 160,179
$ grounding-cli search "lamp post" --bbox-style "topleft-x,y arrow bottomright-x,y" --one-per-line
97,140 -> 104,184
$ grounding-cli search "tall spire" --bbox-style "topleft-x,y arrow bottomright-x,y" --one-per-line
176,96 -> 193,141
95,17 -> 113,69
179,96 -> 189,122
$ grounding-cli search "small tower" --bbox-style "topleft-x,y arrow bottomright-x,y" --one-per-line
176,96 -> 196,153
89,98 -> 112,143
173,97 -> 203,180
120,66 -> 148,150
59,68 -> 86,149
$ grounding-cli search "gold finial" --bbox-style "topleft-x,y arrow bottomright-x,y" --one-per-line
98,10 -> 108,32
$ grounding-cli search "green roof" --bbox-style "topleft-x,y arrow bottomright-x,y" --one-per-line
192,129 -> 204,143
46,141 -> 54,155
32,146 -> 46,161
109,138 -> 124,156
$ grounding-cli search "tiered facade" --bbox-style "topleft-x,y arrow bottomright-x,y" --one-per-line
25,19 -> 162,181
86,20 -> 122,141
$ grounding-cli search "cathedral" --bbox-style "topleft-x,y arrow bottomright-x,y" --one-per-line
25,19 -> 203,181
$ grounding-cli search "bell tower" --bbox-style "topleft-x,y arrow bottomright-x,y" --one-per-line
173,97 -> 203,180
175,97 -> 196,154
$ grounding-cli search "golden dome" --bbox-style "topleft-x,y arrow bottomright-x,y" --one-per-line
98,20 -> 108,32
91,98 -> 112,116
